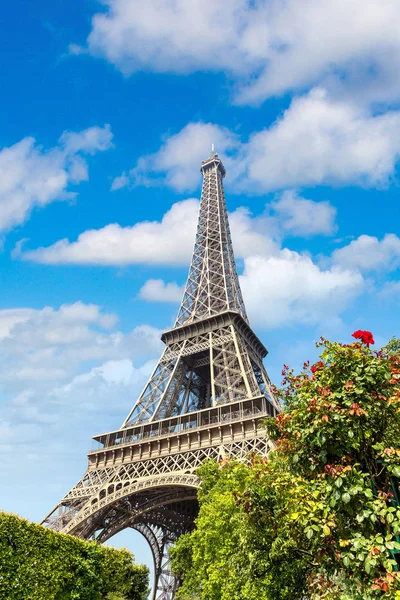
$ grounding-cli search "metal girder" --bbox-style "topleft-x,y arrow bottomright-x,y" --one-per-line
122,321 -> 275,427
42,435 -> 271,596
42,151 -> 280,599
175,154 -> 248,326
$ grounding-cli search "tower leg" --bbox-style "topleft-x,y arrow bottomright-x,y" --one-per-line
133,523 -> 181,600
153,534 -> 180,600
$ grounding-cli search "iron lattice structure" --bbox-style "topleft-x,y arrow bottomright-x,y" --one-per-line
42,151 -> 279,599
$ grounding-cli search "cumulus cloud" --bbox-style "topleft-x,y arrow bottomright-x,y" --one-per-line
116,196 -> 356,328
24,197 -> 362,331
228,206 -> 278,257
138,279 -> 184,303
50,358 -> 156,412
268,190 -> 337,237
85,0 -> 264,78
0,298 -> 164,519
19,199 -> 199,266
80,0 -> 400,106
0,301 -> 161,394
378,281 -> 400,302
113,122 -> 239,193
18,199 -> 279,266
59,125 -> 114,155
332,234 -> 400,272
114,91 -> 400,194
0,125 -> 113,232
240,250 -> 364,329
111,172 -> 130,191
243,89 -> 400,190
234,0 -> 400,106
140,243 -> 364,329
0,308 -> 34,339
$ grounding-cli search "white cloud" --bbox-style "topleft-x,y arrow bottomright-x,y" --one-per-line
378,281 -> 400,302
24,198 -> 362,333
240,250 -> 364,329
53,358 -> 155,402
235,0 -> 400,106
59,124 -> 113,155
115,91 -> 400,194
1,301 -> 117,353
18,199 -> 279,266
111,171 -> 130,191
243,89 -> 400,190
0,301 -> 161,394
0,308 -> 34,340
85,0 -> 263,77
138,243 -> 362,328
0,418 -> 43,448
269,190 -> 337,237
228,206 -> 278,257
81,0 -> 400,106
0,125 -> 113,232
114,122 -> 239,193
0,298 -> 163,525
20,199 -> 199,266
332,233 -> 400,272
138,279 -> 184,303
0,299 -> 162,521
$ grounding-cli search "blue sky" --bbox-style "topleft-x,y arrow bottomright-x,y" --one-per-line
1,0 -> 400,579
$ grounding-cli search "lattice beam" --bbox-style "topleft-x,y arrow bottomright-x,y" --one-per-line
42,150 -> 281,599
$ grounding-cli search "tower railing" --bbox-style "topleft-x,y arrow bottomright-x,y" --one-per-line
90,396 -> 277,452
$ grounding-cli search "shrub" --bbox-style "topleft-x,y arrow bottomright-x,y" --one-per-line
0,511 -> 149,600
171,334 -> 400,599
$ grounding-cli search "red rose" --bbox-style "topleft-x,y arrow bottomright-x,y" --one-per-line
352,330 -> 375,346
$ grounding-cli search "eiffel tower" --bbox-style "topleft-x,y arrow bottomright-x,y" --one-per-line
42,148 -> 279,599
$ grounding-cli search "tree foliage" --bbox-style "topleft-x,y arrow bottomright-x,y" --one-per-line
0,511 -> 149,600
171,335 -> 400,599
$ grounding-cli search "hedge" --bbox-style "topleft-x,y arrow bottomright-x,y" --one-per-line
0,512 -> 149,600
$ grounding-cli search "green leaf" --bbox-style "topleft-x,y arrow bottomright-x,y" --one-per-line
169,335 -> 400,600
0,511 -> 149,600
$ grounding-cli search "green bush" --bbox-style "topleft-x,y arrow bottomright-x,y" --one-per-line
171,334 -> 400,599
0,511 -> 149,600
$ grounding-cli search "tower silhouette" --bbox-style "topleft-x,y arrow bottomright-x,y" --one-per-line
42,150 -> 279,599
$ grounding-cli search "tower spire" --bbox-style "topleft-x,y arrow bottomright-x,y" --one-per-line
175,152 -> 248,326
119,152 -> 275,426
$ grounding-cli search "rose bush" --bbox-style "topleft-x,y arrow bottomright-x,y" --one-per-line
171,334 -> 400,599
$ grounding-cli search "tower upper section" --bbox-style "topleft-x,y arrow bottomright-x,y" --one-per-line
175,151 -> 248,326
